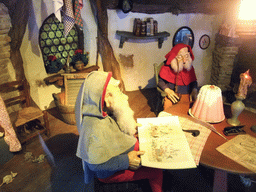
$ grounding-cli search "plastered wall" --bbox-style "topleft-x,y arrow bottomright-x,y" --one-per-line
20,0 -> 223,110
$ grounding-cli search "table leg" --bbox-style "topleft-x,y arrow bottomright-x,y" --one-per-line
213,170 -> 227,192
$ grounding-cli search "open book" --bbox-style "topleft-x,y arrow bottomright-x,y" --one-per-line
137,116 -> 196,169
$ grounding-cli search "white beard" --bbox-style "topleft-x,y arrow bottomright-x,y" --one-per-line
170,57 -> 193,73
111,94 -> 137,136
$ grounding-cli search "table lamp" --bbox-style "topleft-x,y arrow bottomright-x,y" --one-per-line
189,85 -> 225,123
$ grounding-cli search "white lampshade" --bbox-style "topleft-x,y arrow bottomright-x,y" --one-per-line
189,85 -> 225,123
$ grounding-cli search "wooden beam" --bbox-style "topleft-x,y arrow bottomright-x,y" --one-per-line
89,0 -> 125,91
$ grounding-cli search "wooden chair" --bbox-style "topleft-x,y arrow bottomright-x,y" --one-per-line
153,62 -> 167,115
0,79 -> 50,144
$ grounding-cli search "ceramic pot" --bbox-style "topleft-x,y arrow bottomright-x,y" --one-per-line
74,61 -> 84,71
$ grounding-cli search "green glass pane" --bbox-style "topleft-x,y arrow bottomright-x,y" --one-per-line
74,36 -> 78,41
62,51 -> 68,57
41,41 -> 45,47
56,31 -> 62,38
56,53 -> 61,58
41,32 -> 47,39
51,46 -> 57,52
53,39 -> 60,45
49,31 -> 55,38
65,44 -> 70,50
72,43 -> 77,49
61,58 -> 66,64
70,29 -> 75,36
44,24 -> 50,31
69,50 -> 74,56
43,47 -> 50,54
59,23 -> 64,30
46,39 -> 52,46
58,45 -> 64,51
51,24 -> 57,30
60,38 -> 66,44
48,18 -> 53,23
67,37 -> 73,43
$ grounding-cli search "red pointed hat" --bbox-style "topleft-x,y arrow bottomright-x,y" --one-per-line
165,43 -> 194,65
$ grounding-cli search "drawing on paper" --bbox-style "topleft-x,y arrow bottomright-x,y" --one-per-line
137,116 -> 197,169
149,123 -> 180,162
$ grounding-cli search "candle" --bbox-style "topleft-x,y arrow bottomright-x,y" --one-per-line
237,69 -> 252,99
66,55 -> 70,68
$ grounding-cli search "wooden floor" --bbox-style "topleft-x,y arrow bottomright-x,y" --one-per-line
0,88 -> 254,192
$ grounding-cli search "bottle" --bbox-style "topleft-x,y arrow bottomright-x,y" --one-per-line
141,21 -> 146,36
133,18 -> 140,35
153,20 -> 158,35
135,19 -> 142,36
150,18 -> 154,36
146,21 -> 151,36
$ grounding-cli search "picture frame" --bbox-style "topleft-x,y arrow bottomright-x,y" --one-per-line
199,34 -> 210,50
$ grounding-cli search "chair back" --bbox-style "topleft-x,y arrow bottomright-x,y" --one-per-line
0,79 -> 50,144
154,62 -> 165,86
153,62 -> 167,115
0,79 -> 31,109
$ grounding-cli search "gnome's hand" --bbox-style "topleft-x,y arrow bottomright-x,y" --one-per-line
164,88 -> 180,104
128,151 -> 145,170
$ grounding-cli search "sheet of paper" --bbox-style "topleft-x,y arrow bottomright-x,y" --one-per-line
158,111 -> 211,165
216,134 -> 256,173
137,116 -> 197,169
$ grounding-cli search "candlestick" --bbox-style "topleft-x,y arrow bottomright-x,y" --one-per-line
65,55 -> 71,73
227,69 -> 252,126
227,95 -> 245,126
236,69 -> 252,100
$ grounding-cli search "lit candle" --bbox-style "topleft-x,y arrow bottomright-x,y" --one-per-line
237,69 -> 252,99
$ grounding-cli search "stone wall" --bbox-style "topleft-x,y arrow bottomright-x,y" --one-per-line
0,3 -> 13,90
211,33 -> 256,112
0,3 -> 19,113
210,33 -> 240,91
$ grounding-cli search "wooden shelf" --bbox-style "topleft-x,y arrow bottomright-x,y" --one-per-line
44,65 -> 99,88
116,30 -> 170,48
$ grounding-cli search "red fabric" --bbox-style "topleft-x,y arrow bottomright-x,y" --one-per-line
159,43 -> 196,85
74,0 -> 83,30
99,140 -> 163,192
101,72 -> 112,117
159,66 -> 197,86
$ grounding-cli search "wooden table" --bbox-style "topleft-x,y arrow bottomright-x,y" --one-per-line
163,102 -> 256,192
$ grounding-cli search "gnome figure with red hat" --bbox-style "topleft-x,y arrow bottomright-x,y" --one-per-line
158,43 -> 198,109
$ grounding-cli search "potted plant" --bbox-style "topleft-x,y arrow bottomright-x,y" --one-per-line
46,55 -> 64,74
71,49 -> 89,71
